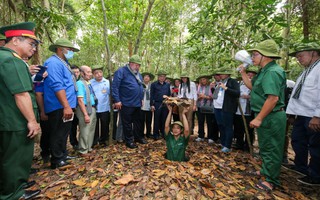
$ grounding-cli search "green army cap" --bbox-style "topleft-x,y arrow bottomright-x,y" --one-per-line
92,65 -> 104,72
196,74 -> 211,82
248,39 -> 281,59
129,54 -> 142,65
157,70 -> 167,75
49,38 -> 79,52
246,66 -> 259,74
171,121 -> 184,132
0,34 -> 6,40
141,72 -> 155,80
0,22 -> 40,42
180,72 -> 190,78
215,67 -> 233,75
288,42 -> 320,56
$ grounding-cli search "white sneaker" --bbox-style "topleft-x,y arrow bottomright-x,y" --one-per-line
195,137 -> 204,142
208,139 -> 214,144
221,147 -> 231,153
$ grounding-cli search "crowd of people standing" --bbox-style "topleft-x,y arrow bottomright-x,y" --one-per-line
0,21 -> 319,200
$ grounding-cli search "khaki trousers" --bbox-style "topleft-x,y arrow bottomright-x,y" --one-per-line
76,107 -> 97,154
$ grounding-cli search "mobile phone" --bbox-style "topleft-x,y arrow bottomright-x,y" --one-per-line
63,113 -> 74,123
34,66 -> 47,82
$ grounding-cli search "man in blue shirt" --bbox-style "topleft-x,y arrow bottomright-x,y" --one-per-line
150,71 -> 171,140
75,66 -> 97,156
43,38 -> 79,169
112,55 -> 146,148
91,65 -> 110,147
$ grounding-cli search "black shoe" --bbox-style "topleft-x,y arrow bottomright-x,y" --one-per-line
153,135 -> 160,140
22,181 -> 36,189
297,176 -> 320,186
65,155 -> 77,160
146,134 -> 153,139
21,189 -> 41,200
126,143 -> 138,149
72,145 -> 79,150
282,164 -> 307,176
136,138 -> 148,144
51,160 -> 70,169
29,168 -> 39,175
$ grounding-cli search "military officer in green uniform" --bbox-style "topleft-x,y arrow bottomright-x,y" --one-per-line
0,34 -> 6,46
0,22 -> 41,200
239,39 -> 286,192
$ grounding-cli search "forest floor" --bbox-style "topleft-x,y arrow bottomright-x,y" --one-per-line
30,129 -> 320,199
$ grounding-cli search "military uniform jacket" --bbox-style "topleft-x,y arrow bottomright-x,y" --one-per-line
0,47 -> 37,131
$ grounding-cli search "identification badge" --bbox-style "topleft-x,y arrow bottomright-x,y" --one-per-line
102,89 -> 107,93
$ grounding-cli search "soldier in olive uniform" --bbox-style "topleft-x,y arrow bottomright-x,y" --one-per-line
239,39 -> 286,192
0,22 -> 41,200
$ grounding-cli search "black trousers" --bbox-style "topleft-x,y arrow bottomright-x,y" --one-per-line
121,106 -> 142,144
153,102 -> 168,138
93,111 -> 110,145
233,114 -> 254,149
197,110 -> 213,139
47,109 -> 72,164
212,114 -> 220,141
112,111 -> 118,140
40,119 -> 51,159
69,115 -> 79,146
141,110 -> 152,136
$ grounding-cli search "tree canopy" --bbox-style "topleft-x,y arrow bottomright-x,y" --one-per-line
1,0 -> 319,80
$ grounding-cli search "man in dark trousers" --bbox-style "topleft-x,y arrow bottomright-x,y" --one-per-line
43,38 -> 79,169
150,71 -> 171,140
112,55 -> 146,148
0,22 -> 41,200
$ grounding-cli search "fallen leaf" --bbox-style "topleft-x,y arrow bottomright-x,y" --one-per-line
200,169 -> 211,175
73,179 -> 86,186
114,174 -> 134,185
202,187 -> 215,198
91,180 -> 99,188
89,189 -> 97,197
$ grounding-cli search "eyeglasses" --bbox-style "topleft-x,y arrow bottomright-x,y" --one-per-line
28,42 -> 38,49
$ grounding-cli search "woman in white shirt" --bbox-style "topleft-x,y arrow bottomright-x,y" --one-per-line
178,73 -> 197,134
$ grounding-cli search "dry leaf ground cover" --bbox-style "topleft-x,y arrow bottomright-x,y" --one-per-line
30,135 -> 320,200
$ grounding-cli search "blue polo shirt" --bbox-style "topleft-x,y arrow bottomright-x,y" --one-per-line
76,80 -> 95,106
90,78 -> 110,112
43,55 -> 77,113
112,65 -> 144,107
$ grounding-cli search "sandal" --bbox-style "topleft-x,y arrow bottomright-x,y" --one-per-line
255,180 -> 274,193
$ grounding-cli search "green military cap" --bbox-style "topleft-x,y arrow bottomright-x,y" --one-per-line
173,76 -> 180,81
196,74 -> 211,82
171,121 -> 184,131
129,54 -> 142,65
248,39 -> 281,59
180,72 -> 190,78
215,67 -> 233,75
157,70 -> 167,75
92,65 -> 104,72
246,66 -> 259,74
141,72 -> 155,80
0,22 -> 40,42
49,38 -> 80,52
288,42 -> 320,56
166,77 -> 173,82
0,34 -> 6,40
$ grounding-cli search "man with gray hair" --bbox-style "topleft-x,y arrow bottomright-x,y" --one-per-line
75,66 -> 97,156
285,42 -> 320,186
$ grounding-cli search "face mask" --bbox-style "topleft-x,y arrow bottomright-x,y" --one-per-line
64,50 -> 74,60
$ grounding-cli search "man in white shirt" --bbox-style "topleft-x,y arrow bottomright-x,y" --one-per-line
285,42 -> 320,186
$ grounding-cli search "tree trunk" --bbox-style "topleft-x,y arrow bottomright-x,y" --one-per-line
100,0 -> 114,143
133,0 -> 155,54
301,0 -> 309,40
